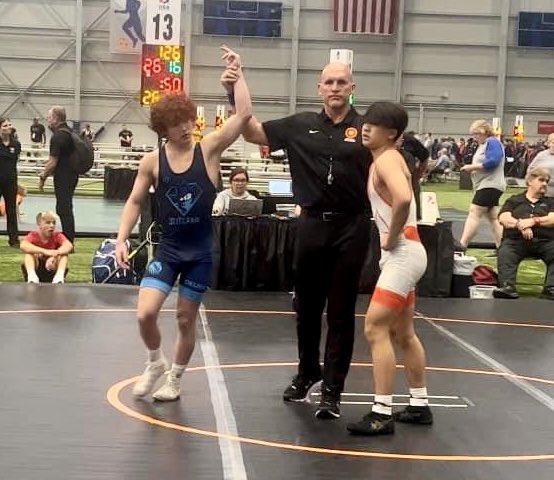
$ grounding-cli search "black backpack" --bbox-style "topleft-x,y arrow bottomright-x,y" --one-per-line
61,127 -> 95,174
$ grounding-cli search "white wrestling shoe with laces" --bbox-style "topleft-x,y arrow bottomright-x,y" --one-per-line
152,374 -> 181,402
133,355 -> 169,397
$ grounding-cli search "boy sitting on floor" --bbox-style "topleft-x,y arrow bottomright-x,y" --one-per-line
20,211 -> 72,284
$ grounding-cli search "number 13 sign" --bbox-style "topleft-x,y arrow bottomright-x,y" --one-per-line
145,0 -> 181,45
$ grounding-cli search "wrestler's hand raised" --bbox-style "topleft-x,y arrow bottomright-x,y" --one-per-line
220,44 -> 241,69
220,66 -> 240,94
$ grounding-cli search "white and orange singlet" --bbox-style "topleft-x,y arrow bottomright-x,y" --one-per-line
367,163 -> 427,312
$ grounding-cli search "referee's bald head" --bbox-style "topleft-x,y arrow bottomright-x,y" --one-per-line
320,62 -> 353,83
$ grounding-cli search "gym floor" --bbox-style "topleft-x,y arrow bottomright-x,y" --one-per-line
1,285 -> 553,479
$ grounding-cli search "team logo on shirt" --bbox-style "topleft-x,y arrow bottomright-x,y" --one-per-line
166,183 -> 203,217
344,127 -> 358,142
9,147 -> 15,153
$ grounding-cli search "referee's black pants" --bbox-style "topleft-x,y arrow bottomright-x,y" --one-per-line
498,237 -> 554,288
294,213 -> 371,393
0,173 -> 19,243
54,171 -> 79,244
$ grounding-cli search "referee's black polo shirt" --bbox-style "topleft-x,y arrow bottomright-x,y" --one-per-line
49,122 -> 74,173
500,193 -> 554,240
0,137 -> 21,178
262,108 -> 370,213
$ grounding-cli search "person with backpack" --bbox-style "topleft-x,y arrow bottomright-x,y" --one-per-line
39,106 -> 80,244
114,45 -> 252,402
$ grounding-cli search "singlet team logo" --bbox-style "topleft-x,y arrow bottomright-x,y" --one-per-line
166,183 -> 203,217
148,261 -> 163,276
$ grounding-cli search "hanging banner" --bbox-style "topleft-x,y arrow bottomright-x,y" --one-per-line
145,0 -> 182,45
492,117 -> 502,138
215,104 -> 227,130
194,106 -> 206,142
513,115 -> 525,144
538,121 -> 554,135
329,49 -> 354,72
110,0 -> 147,54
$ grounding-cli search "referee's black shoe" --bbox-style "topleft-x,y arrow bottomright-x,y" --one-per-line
347,411 -> 395,435
314,385 -> 341,419
393,405 -> 434,425
283,375 -> 321,402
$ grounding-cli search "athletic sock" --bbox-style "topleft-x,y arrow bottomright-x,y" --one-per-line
147,348 -> 162,363
169,363 -> 186,379
409,387 -> 429,406
373,395 -> 393,416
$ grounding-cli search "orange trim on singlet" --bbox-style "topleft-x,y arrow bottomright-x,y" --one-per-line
372,287 -> 408,312
406,290 -> 416,306
403,226 -> 421,242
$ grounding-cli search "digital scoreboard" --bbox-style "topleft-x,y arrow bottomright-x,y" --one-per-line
140,44 -> 185,106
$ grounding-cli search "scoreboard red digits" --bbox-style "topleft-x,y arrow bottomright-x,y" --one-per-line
140,44 -> 185,106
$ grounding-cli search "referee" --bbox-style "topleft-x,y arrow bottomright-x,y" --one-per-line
223,58 -> 371,419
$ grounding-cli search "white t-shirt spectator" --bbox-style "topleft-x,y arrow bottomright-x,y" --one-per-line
212,189 -> 257,216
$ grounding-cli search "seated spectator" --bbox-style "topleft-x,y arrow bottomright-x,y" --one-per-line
20,211 -> 73,284
212,167 -> 257,216
427,148 -> 451,181
494,168 -> 554,300
527,133 -> 554,196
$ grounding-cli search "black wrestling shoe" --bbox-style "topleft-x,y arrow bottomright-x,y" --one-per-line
347,411 -> 395,436
493,283 -> 519,299
393,405 -> 434,425
283,375 -> 321,402
314,385 -> 341,419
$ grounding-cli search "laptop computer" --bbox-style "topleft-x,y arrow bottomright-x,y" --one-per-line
268,179 -> 293,197
228,198 -> 264,216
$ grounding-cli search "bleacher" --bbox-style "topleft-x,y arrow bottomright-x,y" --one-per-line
17,139 -> 292,194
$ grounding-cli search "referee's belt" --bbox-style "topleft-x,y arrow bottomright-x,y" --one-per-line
302,210 -> 363,221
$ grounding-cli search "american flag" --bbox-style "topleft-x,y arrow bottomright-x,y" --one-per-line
333,0 -> 399,35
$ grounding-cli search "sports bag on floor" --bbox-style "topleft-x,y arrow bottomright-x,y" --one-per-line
92,239 -> 137,284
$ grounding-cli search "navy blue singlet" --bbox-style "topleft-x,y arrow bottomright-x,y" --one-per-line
155,143 -> 216,263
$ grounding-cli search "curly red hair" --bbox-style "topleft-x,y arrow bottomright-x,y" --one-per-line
150,93 -> 196,136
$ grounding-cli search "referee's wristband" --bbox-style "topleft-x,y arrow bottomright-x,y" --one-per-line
227,93 -> 235,107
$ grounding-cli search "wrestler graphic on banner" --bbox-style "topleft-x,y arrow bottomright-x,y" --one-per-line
114,0 -> 146,50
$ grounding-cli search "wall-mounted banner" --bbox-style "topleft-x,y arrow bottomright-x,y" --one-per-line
110,0 -> 147,54
145,0 -> 182,45
330,49 -> 354,71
